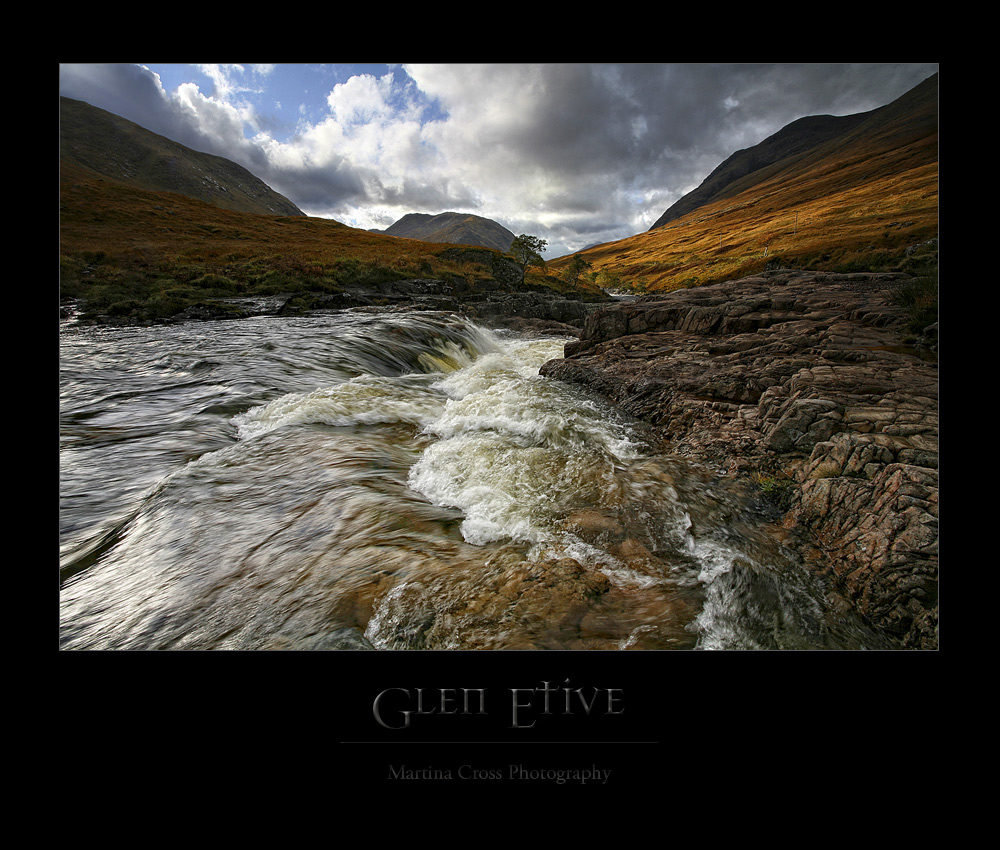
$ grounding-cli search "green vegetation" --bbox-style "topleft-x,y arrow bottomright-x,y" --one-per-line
595,268 -> 621,290
562,254 -> 592,286
509,234 -> 547,284
889,266 -> 938,337
750,471 -> 796,511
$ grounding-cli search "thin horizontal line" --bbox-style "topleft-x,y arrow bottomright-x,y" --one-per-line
341,740 -> 657,744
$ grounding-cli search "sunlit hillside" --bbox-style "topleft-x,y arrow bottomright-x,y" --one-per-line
548,74 -> 939,292
59,160 -> 602,323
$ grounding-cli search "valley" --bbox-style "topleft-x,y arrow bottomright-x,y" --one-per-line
58,70 -> 939,650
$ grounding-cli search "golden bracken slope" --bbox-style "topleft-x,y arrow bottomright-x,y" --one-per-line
547,72 -> 938,293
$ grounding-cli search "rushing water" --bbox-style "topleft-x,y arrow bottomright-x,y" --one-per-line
59,309 -> 885,650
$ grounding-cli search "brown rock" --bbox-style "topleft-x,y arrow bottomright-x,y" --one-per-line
540,269 -> 938,648
366,549 -> 619,650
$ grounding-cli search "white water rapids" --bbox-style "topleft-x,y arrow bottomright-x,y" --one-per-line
59,310 -> 886,650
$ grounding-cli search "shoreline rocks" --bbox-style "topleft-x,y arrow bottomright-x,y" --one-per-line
62,277 -> 606,336
539,268 -> 939,649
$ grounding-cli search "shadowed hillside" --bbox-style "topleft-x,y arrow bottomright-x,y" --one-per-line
550,73 -> 938,293
60,96 -> 305,217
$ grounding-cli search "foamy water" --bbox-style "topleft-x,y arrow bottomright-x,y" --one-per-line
59,310 -> 889,650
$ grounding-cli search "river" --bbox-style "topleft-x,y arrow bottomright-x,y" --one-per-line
58,308 -> 886,650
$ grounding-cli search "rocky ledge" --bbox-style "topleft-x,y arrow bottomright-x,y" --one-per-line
164,277 -> 602,335
539,268 -> 939,649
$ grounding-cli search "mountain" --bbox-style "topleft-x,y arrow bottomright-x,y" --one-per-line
551,73 -> 938,293
59,96 -> 305,218
650,73 -> 938,230
58,102 -> 604,326
649,113 -> 871,230
379,212 -> 516,253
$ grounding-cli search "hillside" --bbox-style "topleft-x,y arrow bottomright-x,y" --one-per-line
550,73 -> 938,293
59,96 -> 305,218
379,212 -> 517,253
59,101 -> 604,326
648,111 -> 873,229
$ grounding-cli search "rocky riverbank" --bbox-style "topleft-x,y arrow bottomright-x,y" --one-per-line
539,268 -> 939,649
138,277 -> 602,335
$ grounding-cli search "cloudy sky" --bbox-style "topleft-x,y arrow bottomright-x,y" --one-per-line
58,63 -> 938,258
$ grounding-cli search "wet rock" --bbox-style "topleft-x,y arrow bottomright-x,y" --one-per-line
563,508 -> 627,546
148,277 -> 608,330
366,543 -> 703,651
540,269 -> 939,649
459,289 -> 596,329
326,278 -> 604,332
365,549 -> 624,650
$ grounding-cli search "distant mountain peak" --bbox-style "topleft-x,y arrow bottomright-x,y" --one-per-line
378,211 -> 516,253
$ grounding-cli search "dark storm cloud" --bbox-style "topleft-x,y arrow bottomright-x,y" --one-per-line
60,63 -> 172,136
481,62 -> 937,250
60,63 -> 247,159
500,63 -> 937,179
263,161 -> 369,211
378,177 -> 482,213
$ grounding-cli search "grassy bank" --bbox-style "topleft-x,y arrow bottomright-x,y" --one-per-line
59,166 -> 602,323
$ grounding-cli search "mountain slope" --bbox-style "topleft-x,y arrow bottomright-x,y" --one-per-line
649,112 -> 872,229
59,144 -> 604,324
380,212 -> 516,252
551,73 -> 938,293
59,96 -> 305,218
650,73 -> 938,231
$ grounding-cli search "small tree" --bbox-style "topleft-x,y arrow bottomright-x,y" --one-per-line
564,254 -> 592,285
509,234 -> 547,284
597,267 -> 622,291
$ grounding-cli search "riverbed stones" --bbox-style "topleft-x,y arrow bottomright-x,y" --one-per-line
365,548 -> 617,649
539,268 -> 939,649
364,543 -> 704,650
175,277 -> 606,334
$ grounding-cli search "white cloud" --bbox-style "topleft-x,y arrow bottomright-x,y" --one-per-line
173,80 -> 252,148
325,73 -> 393,125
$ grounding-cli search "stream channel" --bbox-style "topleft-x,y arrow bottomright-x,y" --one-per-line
59,309 -> 886,650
